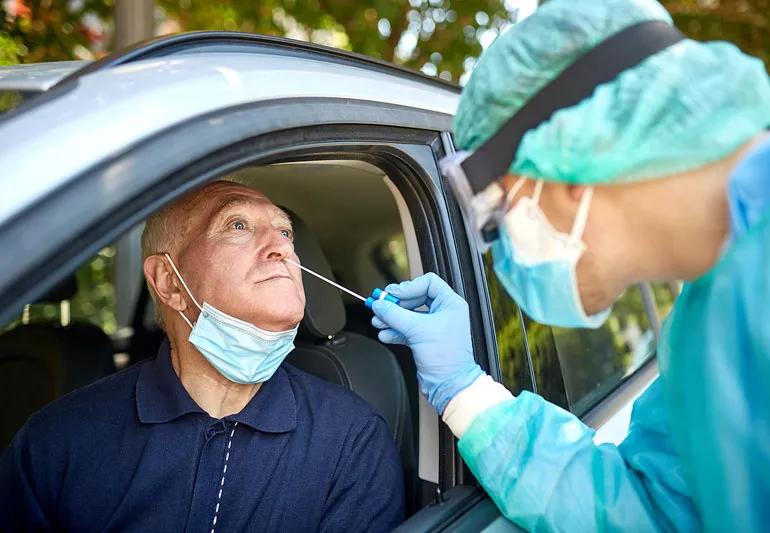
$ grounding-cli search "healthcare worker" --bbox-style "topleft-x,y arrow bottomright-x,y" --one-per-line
370,0 -> 770,531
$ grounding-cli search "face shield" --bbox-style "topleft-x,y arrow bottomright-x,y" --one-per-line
439,150 -> 505,254
440,20 -> 684,253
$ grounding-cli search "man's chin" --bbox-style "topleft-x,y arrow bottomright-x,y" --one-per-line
258,319 -> 303,332
249,306 -> 305,332
237,287 -> 305,328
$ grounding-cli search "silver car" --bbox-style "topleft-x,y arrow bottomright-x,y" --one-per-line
0,31 -> 662,531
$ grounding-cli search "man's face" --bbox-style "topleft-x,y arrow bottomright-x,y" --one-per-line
173,181 -> 305,331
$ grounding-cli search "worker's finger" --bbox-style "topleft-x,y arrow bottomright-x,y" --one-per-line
377,328 -> 408,346
384,272 -> 452,309
371,315 -> 388,330
371,299 -> 419,336
383,282 -> 430,310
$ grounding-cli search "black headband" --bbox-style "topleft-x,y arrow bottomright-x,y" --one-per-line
460,20 -> 685,194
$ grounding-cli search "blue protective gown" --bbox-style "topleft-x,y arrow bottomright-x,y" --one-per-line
458,137 -> 770,532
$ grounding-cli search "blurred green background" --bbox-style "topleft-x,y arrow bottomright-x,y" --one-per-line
1,0 -> 767,407
1,1 -> 768,76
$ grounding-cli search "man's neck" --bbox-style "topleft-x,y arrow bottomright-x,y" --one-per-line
630,132 -> 770,282
677,133 -> 770,277
168,338 -> 261,419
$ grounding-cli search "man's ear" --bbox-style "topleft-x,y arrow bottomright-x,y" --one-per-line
143,255 -> 188,313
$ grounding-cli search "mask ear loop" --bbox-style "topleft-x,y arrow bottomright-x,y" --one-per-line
570,187 -> 594,241
504,176 -> 528,209
163,253 -> 203,329
532,179 -> 544,205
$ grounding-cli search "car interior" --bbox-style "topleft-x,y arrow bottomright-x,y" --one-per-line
0,159 -> 426,517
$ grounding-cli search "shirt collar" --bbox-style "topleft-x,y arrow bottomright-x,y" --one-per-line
136,339 -> 297,433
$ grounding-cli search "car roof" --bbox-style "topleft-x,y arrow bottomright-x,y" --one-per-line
0,32 -> 460,225
0,61 -> 88,92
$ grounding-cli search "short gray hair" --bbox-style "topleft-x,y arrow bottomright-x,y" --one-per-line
140,177 -> 250,329
141,200 -> 186,330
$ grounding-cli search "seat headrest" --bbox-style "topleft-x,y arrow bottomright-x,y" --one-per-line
35,275 -> 78,303
286,210 -> 346,339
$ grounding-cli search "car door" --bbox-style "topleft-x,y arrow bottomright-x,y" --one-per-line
0,32 -> 487,530
0,33 -> 664,532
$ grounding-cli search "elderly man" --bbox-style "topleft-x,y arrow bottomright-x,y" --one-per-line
0,181 -> 404,531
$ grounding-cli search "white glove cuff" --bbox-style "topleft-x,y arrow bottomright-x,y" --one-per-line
442,374 -> 514,438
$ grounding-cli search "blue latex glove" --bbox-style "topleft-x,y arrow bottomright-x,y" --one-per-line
370,273 -> 484,414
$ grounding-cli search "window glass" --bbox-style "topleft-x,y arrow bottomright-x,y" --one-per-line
651,281 -> 677,320
523,319 -> 570,409
541,286 -> 656,416
482,253 -> 538,398
483,249 -> 657,415
0,90 -> 34,115
72,246 -> 118,333
3,246 -> 117,333
371,233 -> 410,282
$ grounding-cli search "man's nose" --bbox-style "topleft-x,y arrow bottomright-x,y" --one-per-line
259,230 -> 294,261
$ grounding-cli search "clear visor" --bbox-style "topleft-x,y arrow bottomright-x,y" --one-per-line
439,150 -> 506,254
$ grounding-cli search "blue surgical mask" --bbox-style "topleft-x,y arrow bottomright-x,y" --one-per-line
164,253 -> 298,384
727,134 -> 770,240
491,179 -> 611,329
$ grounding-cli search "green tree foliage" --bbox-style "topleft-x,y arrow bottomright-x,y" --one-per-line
0,31 -> 19,64
157,0 -> 519,81
2,0 -> 523,80
2,1 -> 767,77
2,1 -> 768,74
661,0 -> 770,70
1,0 -> 113,63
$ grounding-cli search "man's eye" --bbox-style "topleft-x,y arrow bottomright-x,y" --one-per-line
232,221 -> 246,231
280,229 -> 293,240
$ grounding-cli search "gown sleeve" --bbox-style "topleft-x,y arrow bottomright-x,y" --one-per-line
457,378 -> 700,532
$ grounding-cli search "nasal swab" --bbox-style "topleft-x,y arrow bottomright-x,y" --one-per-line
283,258 -> 367,302
283,258 -> 401,309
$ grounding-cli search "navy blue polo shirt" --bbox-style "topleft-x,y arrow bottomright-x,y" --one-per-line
0,341 -> 404,531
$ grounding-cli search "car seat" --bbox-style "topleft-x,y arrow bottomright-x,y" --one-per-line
0,276 -> 116,448
285,211 -> 419,515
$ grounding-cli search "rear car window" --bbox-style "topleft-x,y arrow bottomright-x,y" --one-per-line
371,234 -> 410,282
0,90 -> 35,115
3,246 -> 117,334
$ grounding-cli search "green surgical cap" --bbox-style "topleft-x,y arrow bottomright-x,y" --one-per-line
454,0 -> 770,185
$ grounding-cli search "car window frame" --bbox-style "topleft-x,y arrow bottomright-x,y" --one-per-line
0,98 -> 452,324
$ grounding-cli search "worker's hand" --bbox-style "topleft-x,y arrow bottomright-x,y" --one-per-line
371,272 -> 484,414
